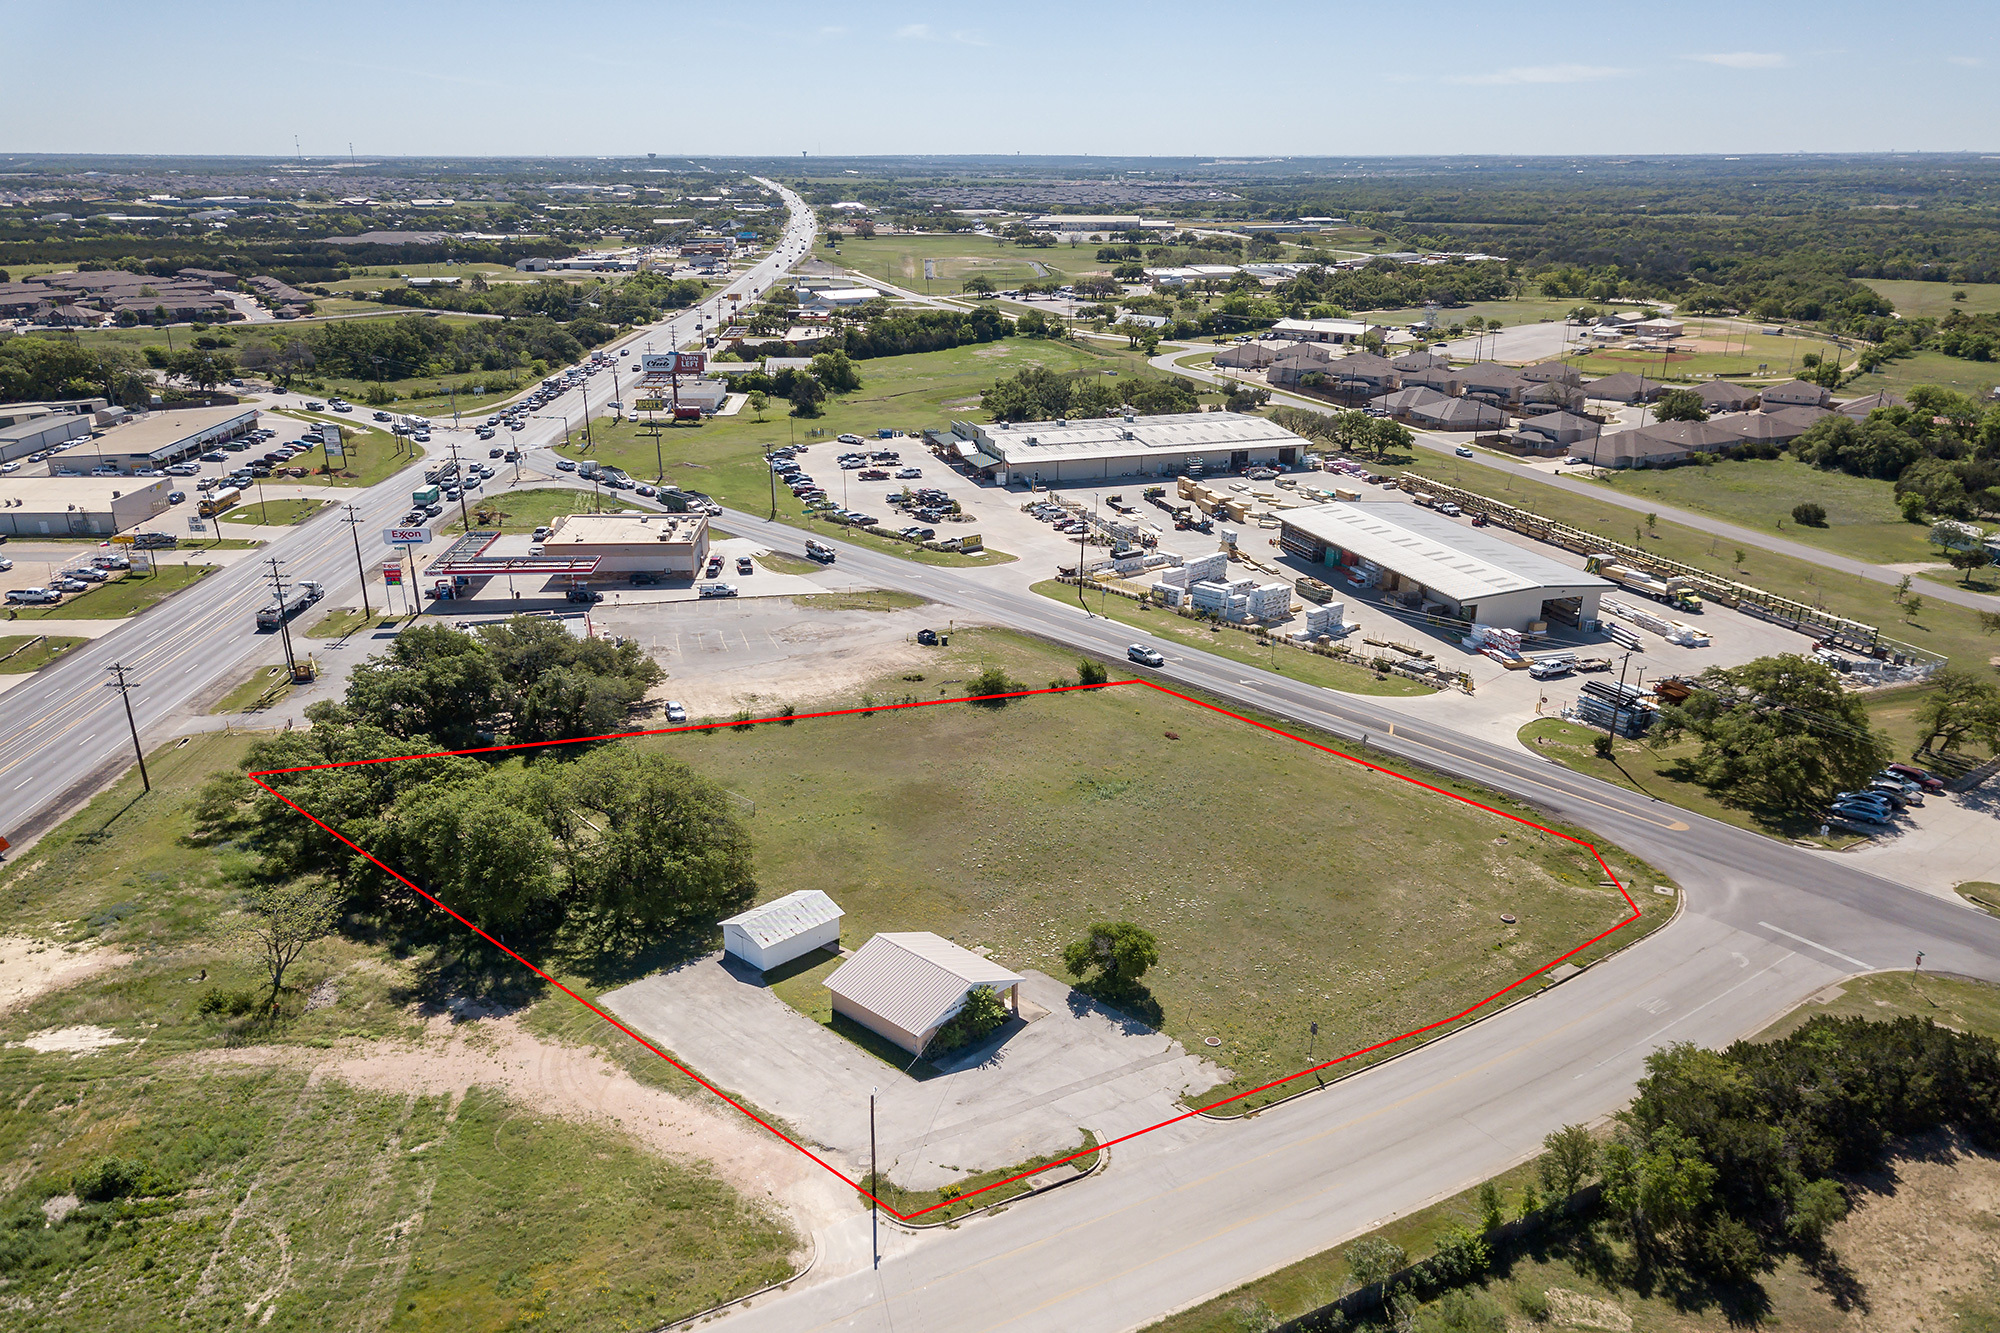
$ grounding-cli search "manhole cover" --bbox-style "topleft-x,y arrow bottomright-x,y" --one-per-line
1204,1037 -> 1222,1047
1499,913 -> 1518,924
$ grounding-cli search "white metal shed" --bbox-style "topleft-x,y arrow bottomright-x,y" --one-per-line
823,933 -> 1023,1056
719,890 -> 843,972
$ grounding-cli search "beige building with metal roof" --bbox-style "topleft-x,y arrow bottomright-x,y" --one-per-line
0,476 -> 176,537
1277,501 -> 1611,630
954,411 -> 1312,483
90,406 -> 259,472
824,933 -> 1023,1057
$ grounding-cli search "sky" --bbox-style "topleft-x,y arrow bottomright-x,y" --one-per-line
6,0 -> 1997,159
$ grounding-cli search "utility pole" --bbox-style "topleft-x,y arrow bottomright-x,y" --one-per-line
105,663 -> 150,793
870,1087 -> 879,1269
264,557 -> 300,679
448,436 -> 472,534
578,373 -> 593,450
342,503 -> 373,617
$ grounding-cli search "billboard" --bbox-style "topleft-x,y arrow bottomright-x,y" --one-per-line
382,527 -> 433,546
322,423 -> 345,463
640,351 -> 706,377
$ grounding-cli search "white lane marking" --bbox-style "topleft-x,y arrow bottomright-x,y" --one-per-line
1757,921 -> 1871,970
1586,955 -> 1788,1074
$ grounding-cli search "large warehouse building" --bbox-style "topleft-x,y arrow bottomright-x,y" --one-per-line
1276,501 -> 1611,630
952,412 -> 1311,484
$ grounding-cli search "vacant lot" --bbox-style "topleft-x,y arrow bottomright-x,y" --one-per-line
830,233 -> 1105,291
1860,277 -> 2000,320
1586,456 -> 1936,567
0,731 -> 802,1332
644,630 -> 1664,1111
445,485 -> 602,533
1839,346 -> 2000,400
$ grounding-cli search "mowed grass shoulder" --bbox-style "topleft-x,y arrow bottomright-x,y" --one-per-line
654,630 -> 1666,1111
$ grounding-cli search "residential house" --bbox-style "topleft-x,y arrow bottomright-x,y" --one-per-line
1369,387 -> 1452,420
1692,381 -> 1758,412
1456,362 -> 1529,408
1513,411 -> 1601,453
1718,405 -> 1830,445
1519,361 -> 1585,386
1323,351 -> 1400,398
1521,379 -> 1585,413
1399,365 -> 1462,395
1759,379 -> 1832,410
1582,372 -> 1665,404
1409,397 -> 1508,433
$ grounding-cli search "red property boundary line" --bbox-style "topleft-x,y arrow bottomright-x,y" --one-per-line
248,678 -> 1641,1222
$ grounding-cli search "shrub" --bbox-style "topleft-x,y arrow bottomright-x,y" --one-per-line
195,986 -> 257,1017
71,1156 -> 175,1202
927,984 -> 1009,1056
1343,1235 -> 1408,1290
1515,1284 -> 1551,1322
966,665 -> 1019,706
1077,658 -> 1109,686
1791,501 -> 1828,527
1424,1224 -> 1491,1285
1415,1287 -> 1507,1333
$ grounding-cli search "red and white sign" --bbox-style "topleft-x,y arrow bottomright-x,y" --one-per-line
382,563 -> 404,585
674,350 -> 706,376
382,527 -> 432,546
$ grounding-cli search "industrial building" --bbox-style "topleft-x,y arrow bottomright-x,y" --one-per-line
87,407 -> 259,473
823,933 -> 1023,1057
1276,501 -> 1611,630
0,412 -> 94,464
720,891 -> 843,972
0,476 -> 176,537
952,412 -> 1311,484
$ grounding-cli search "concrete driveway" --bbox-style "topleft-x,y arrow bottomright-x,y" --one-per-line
603,956 -> 1223,1191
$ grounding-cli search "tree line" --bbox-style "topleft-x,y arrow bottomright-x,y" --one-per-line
201,617 -> 757,955
979,364 -> 1197,421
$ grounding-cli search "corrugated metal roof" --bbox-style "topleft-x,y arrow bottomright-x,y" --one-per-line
1280,502 -> 1611,604
719,890 -> 843,949
824,933 -> 1022,1037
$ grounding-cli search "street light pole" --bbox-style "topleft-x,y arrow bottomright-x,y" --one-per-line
342,503 -> 373,618
105,663 -> 150,793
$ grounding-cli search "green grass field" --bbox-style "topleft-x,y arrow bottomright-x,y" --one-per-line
0,633 -> 86,671
831,234 -> 1106,292
445,485 -> 604,533
1392,456 -> 1998,669
1837,347 -> 2000,400
305,606 -> 410,639
1582,457 -> 1936,566
1358,297 -> 1638,326
0,731 -> 801,1332
559,336 -> 1148,562
1758,971 -> 2000,1044
1030,579 -> 1433,697
651,629 -> 1667,1112
1859,278 -> 2000,320
10,564 -> 216,619
1566,324 -> 1848,382
220,497 -> 327,526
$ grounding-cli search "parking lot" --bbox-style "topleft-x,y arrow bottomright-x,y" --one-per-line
604,955 -> 1221,1192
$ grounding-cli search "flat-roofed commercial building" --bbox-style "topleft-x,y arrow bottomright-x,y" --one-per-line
1276,501 -> 1611,630
953,411 -> 1311,484
89,407 -> 258,473
1025,214 -> 1145,232
0,476 -> 175,537
539,511 -> 711,578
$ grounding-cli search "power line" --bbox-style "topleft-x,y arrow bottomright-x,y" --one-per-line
104,664 -> 150,793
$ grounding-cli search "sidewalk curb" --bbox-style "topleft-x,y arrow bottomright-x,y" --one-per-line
884,1142 -> 1110,1233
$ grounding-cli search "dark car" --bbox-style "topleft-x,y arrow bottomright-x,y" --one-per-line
628,571 -> 661,586
489,447 -> 504,458
566,587 -> 603,604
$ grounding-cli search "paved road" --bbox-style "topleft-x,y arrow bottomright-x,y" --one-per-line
0,179 -> 818,854
1153,346 -> 1997,616
693,509 -> 2000,1332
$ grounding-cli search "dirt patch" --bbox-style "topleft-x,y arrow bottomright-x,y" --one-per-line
180,1013 -> 852,1240
651,626 -> 945,718
1545,1286 -> 1632,1330
1830,1132 -> 2000,1330
0,936 -> 133,1013
40,1193 -> 79,1226
13,1024 -> 128,1054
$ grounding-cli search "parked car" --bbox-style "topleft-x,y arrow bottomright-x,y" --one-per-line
837,433 -> 864,444
896,467 -> 923,479
1885,763 -> 1944,791
565,587 -> 603,604
5,587 -> 57,604
735,556 -> 753,574
665,700 -> 688,724
168,490 -> 186,504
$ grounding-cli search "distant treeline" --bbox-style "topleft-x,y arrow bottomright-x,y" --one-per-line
0,237 -> 575,287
